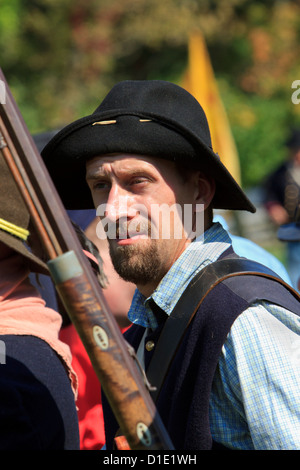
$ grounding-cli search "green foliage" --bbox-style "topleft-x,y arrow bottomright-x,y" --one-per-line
1,0 -> 300,189
0,0 -> 22,66
222,83 -> 293,188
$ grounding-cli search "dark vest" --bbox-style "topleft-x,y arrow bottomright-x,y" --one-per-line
102,251 -> 300,450
0,335 -> 79,449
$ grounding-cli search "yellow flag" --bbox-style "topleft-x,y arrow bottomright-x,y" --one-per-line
181,32 -> 241,184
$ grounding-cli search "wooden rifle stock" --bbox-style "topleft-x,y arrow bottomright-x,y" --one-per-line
0,68 -> 174,450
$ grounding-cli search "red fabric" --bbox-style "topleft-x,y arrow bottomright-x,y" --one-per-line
60,323 -> 129,450
0,252 -> 77,397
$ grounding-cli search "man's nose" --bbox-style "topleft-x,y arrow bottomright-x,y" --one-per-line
104,185 -> 135,220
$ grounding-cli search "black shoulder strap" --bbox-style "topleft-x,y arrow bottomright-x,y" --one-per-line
147,257 -> 300,402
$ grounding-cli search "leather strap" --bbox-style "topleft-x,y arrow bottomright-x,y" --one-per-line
146,257 -> 299,402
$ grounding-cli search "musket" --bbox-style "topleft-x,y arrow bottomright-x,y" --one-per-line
0,68 -> 174,450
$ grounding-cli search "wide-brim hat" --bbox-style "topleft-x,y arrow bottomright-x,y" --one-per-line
41,80 -> 255,213
0,156 -> 48,275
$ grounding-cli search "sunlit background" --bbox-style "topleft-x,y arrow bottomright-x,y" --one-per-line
1,0 -> 300,266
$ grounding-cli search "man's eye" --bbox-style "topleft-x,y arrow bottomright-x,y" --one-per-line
93,181 -> 110,190
130,177 -> 148,186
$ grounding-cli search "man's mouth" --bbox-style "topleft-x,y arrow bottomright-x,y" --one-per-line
115,233 -> 149,246
109,221 -> 151,245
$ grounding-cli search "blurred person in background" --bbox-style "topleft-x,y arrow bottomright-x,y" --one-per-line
264,129 -> 300,289
214,215 -> 292,285
278,219 -> 300,291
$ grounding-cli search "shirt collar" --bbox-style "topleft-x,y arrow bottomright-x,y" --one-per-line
128,222 -> 232,330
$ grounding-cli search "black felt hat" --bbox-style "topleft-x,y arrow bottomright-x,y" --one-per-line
0,155 -> 48,274
41,80 -> 255,213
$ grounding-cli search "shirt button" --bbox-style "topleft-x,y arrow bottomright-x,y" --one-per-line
145,340 -> 155,351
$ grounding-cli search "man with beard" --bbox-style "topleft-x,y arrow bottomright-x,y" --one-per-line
42,80 -> 300,450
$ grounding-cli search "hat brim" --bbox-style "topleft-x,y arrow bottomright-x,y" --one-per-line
42,110 -> 256,214
0,230 -> 49,275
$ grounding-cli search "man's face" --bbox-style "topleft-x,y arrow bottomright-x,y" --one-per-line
86,154 -> 205,295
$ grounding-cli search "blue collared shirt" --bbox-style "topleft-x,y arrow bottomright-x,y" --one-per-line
128,223 -> 300,449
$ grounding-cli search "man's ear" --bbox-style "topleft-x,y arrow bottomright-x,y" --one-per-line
193,171 -> 216,210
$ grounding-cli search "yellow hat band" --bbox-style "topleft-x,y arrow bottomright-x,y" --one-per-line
0,218 -> 29,241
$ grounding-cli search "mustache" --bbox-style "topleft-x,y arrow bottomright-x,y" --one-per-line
105,218 -> 154,239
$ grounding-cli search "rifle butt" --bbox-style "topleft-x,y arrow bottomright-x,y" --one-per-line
48,251 -> 174,450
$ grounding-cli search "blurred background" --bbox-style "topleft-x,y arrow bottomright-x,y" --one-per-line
1,0 -> 300,269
